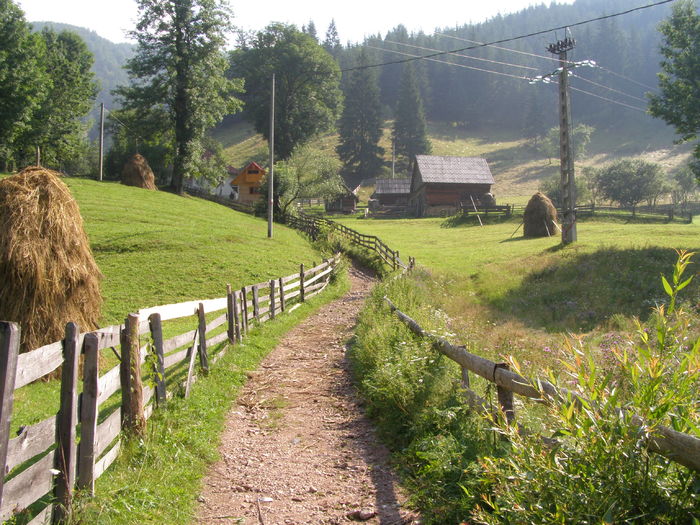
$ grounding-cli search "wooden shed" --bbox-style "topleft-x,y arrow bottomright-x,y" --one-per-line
231,162 -> 265,205
409,155 -> 495,217
373,178 -> 411,206
325,184 -> 360,214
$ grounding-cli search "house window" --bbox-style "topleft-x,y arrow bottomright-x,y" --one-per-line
250,186 -> 260,194
248,169 -> 259,174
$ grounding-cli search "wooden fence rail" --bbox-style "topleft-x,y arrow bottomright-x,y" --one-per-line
286,213 -> 412,272
384,297 -> 700,473
0,255 -> 340,523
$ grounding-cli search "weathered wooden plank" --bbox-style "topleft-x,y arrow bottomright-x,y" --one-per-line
305,280 -> 328,294
305,261 -> 330,275
148,314 -> 166,407
95,409 -> 121,459
138,297 -> 227,322
78,333 -> 99,494
54,322 -> 80,522
184,329 -> 200,398
92,326 -> 122,350
144,403 -> 154,421
6,416 -> 55,474
96,365 -> 121,406
0,451 -> 54,522
281,273 -> 300,284
304,266 -> 333,287
143,385 -> 154,407
232,289 -> 241,343
258,305 -> 270,317
93,441 -> 120,481
27,504 -> 51,525
208,331 -> 229,347
285,289 -> 301,301
120,314 -> 145,436
163,348 -> 190,370
282,280 -> 300,293
0,322 -> 20,508
15,342 -> 63,390
205,313 -> 227,334
162,329 -> 198,354
252,286 -> 260,322
226,285 -> 235,344
300,264 -> 306,302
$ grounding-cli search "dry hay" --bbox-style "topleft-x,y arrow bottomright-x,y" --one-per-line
523,192 -> 558,238
0,166 -> 103,352
122,153 -> 157,190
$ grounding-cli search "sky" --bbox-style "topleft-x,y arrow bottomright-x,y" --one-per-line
16,0 -> 576,45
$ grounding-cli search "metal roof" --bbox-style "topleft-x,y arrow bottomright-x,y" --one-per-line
414,155 -> 494,185
374,178 -> 411,194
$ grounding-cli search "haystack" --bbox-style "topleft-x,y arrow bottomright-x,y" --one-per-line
122,154 -> 157,190
0,166 -> 103,352
523,192 -> 558,238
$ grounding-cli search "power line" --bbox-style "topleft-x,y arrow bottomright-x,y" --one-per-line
383,39 -> 540,71
570,73 -> 648,103
569,85 -> 648,112
343,0 -> 675,72
434,32 -> 560,64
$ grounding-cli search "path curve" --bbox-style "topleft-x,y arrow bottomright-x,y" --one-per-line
196,264 -> 419,524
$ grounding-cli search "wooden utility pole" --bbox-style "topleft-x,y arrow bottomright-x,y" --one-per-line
548,35 -> 577,244
98,102 -> 105,181
268,73 -> 275,239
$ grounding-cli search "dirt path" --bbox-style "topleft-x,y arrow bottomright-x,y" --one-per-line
195,265 -> 419,525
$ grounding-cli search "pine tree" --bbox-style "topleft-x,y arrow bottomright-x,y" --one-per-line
302,20 -> 318,42
323,19 -> 341,58
336,50 -> 385,185
392,62 -> 431,174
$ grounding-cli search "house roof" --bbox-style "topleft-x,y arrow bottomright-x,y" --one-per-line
374,178 -> 411,194
414,155 -> 494,185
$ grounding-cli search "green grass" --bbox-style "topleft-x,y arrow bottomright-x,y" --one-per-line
71,272 -> 349,525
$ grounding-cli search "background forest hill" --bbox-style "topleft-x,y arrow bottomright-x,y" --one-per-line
29,0 -> 685,189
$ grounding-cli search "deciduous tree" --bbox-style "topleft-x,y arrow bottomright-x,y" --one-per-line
116,0 -> 243,194
597,158 -> 665,214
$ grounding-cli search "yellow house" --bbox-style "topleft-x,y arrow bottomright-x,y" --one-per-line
231,162 -> 265,205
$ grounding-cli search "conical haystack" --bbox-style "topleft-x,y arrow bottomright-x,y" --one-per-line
0,166 -> 103,352
122,153 -> 157,190
523,192 -> 558,238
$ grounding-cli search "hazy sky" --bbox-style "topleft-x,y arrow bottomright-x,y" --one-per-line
17,0 -> 575,45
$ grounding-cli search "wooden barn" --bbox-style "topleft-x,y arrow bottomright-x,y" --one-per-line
373,178 -> 411,206
325,184 -> 360,214
231,162 -> 265,205
409,155 -> 495,217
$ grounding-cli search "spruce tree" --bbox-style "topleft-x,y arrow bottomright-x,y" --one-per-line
323,19 -> 341,58
336,50 -> 385,185
392,62 -> 431,174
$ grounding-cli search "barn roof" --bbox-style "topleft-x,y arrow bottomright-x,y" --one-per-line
375,178 -> 411,194
414,155 -> 494,185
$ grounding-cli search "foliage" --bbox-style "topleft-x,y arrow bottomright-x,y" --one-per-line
323,19 -> 342,58
256,143 -> 344,220
0,0 -> 46,168
539,172 -> 590,207
580,165 -> 603,206
231,23 -> 342,160
336,50 -> 385,185
474,251 -> 700,524
538,124 -> 595,163
116,0 -> 243,193
392,62 -> 431,174
14,28 -> 98,172
671,165 -> 698,210
648,0 -> 700,180
597,158 -> 666,212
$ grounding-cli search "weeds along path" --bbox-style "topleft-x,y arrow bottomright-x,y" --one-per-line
195,264 -> 419,525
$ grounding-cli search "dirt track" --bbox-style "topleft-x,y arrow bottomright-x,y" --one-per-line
195,265 -> 419,524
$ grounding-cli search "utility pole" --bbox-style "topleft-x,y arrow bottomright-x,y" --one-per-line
268,73 -> 275,239
98,103 -> 105,181
35,146 -> 40,167
548,35 -> 577,244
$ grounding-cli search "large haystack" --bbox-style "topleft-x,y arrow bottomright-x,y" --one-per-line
523,192 -> 558,238
122,154 -> 157,190
0,166 -> 103,352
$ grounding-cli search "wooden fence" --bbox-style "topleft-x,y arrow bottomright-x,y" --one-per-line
0,256 -> 340,524
286,214 -> 414,272
384,297 -> 700,473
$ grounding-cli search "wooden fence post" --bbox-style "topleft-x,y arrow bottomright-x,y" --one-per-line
78,333 -> 99,495
226,284 -> 235,344
197,303 -> 209,373
54,322 -> 80,523
495,363 -> 515,425
149,313 -> 167,406
0,322 -> 20,509
252,286 -> 260,322
233,291 -> 242,343
461,365 -> 470,389
120,314 -> 145,437
241,287 -> 249,335
278,277 -> 285,313
270,280 -> 276,319
300,264 -> 306,302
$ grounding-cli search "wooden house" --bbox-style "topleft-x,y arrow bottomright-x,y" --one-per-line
409,155 -> 495,217
231,162 -> 265,205
325,184 -> 360,214
373,178 -> 411,206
